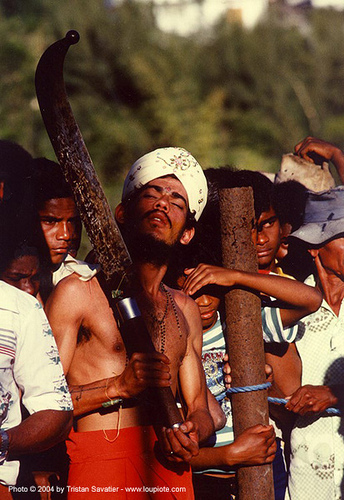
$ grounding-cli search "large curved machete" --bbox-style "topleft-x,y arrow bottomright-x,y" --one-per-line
35,31 -> 182,428
35,30 -> 131,278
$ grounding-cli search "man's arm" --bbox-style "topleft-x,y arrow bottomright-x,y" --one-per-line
6,410 -> 72,458
294,136 -> 344,184
191,424 -> 276,470
265,342 -> 302,397
44,276 -> 83,376
68,351 -> 172,417
4,292 -> 74,461
159,293 -> 214,463
179,294 -> 215,442
183,264 -> 322,327
265,343 -> 301,429
207,389 -> 226,431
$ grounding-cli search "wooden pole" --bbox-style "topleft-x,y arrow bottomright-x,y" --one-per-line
219,187 -> 274,500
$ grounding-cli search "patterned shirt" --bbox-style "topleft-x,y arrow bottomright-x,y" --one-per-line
0,281 -> 73,486
196,304 -> 298,475
288,275 -> 344,500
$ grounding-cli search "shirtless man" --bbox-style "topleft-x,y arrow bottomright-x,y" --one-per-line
45,147 -> 214,498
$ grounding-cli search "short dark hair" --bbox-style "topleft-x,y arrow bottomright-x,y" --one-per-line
0,141 -> 36,260
0,242 -> 39,276
12,242 -> 39,261
167,166 -> 275,283
32,158 -> 74,209
0,140 -> 33,183
273,180 -> 308,232
205,167 -> 275,220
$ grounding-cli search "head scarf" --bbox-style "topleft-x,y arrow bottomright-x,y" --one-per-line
122,147 -> 207,221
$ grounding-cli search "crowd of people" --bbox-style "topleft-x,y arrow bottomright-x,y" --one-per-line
1,135 -> 344,500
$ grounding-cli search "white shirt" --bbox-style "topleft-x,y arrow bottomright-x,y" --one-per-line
52,254 -> 100,286
288,275 -> 344,500
0,281 -> 73,486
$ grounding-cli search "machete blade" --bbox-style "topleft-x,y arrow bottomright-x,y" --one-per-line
35,30 -> 132,279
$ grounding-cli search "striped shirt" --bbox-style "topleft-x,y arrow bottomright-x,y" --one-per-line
197,299 -> 298,475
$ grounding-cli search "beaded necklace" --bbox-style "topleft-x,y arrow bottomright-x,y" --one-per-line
148,283 -> 182,353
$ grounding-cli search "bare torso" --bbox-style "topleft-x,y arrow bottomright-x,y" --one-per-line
48,273 -> 190,432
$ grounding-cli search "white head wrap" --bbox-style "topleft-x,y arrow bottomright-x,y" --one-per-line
122,147 -> 207,221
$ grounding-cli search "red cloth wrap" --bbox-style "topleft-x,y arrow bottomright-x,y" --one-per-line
66,426 -> 194,499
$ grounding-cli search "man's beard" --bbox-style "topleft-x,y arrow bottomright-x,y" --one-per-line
128,231 -> 175,266
120,219 -> 178,267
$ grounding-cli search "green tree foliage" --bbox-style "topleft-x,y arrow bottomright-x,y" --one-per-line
1,0 -> 344,187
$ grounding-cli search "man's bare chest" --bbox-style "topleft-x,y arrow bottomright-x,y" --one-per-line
75,288 -> 188,369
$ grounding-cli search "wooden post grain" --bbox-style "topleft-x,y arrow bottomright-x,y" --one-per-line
219,187 -> 274,500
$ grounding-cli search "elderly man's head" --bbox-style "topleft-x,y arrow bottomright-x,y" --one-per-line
290,187 -> 344,277
116,147 -> 207,266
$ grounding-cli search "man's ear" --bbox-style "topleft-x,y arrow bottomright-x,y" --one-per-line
180,227 -> 195,246
308,248 -> 319,258
115,203 -> 125,224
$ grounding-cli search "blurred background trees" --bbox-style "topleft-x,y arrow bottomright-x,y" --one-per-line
0,0 -> 344,198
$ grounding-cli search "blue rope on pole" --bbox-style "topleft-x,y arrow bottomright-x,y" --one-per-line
267,396 -> 341,416
226,384 -> 341,415
226,381 -> 271,394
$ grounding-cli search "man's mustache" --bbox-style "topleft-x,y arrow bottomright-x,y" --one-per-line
142,209 -> 172,228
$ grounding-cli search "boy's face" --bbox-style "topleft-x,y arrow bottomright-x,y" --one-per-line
256,206 -> 282,270
1,255 -> 40,297
177,275 -> 220,331
38,197 -> 81,267
194,293 -> 221,331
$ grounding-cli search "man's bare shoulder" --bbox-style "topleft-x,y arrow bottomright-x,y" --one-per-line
168,286 -> 203,357
46,274 -> 102,313
168,286 -> 199,316
55,273 -> 99,294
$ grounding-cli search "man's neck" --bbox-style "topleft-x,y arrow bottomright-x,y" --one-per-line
315,265 -> 344,316
135,261 -> 168,298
